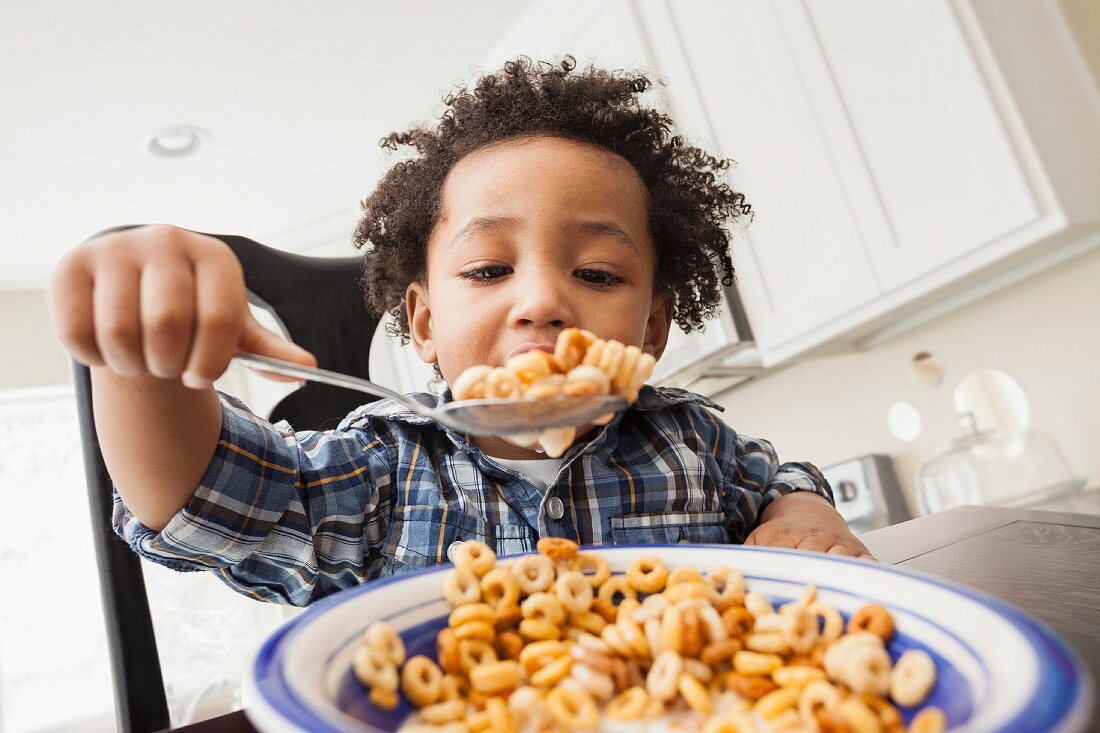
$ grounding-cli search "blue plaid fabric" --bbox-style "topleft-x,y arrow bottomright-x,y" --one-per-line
113,386 -> 834,606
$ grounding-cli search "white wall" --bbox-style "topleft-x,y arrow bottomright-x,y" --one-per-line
713,244 -> 1100,513
0,290 -> 72,389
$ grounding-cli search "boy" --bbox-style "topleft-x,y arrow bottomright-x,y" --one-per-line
47,57 -> 873,606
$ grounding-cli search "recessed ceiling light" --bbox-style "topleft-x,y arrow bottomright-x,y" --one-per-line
141,125 -> 211,158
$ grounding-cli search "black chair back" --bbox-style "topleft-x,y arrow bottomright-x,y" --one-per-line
72,229 -> 377,732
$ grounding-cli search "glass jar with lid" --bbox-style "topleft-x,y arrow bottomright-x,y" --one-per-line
915,412 -> 1085,515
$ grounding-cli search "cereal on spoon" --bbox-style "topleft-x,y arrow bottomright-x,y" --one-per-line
450,328 -> 657,457
353,538 -> 944,733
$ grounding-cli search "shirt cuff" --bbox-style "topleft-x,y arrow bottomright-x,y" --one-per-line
757,461 -> 835,520
112,393 -> 301,573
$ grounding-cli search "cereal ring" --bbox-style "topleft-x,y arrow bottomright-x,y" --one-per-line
530,654 -> 573,687
847,603 -> 896,644
481,567 -> 520,610
452,365 -> 493,400
536,536 -> 579,562
633,593 -> 670,623
890,649 -> 936,707
484,366 -> 521,398
666,566 -> 705,586
600,623 -> 636,658
554,570 -> 594,615
450,603 -> 495,628
597,576 -> 638,606
781,603 -> 819,654
571,662 -> 615,700
699,604 -> 729,644
507,686 -> 547,729
772,665 -> 827,689
837,697 -> 882,733
443,568 -> 482,607
452,539 -> 496,577
615,597 -> 641,622
701,638 -> 744,667
726,672 -> 778,700
753,612 -> 785,634
420,698 -> 466,724
660,602 -> 683,654
683,657 -> 715,683
520,640 -> 568,675
734,651 -> 785,677
619,351 -> 655,401
570,610 -> 608,636
440,673 -> 469,701
855,694 -> 903,731
453,621 -> 495,643
493,630 -> 524,661
679,673 -> 714,714
368,685 -> 399,710
521,592 -> 566,625
646,651 -> 683,701
606,686 -> 649,721
665,580 -> 714,605
470,660 -> 523,695
722,606 -> 756,637
643,617 -> 663,658
510,554 -> 555,594
592,598 -> 619,623
681,606 -> 705,657
506,349 -> 554,383
617,616 -> 651,657
436,628 -> 461,674
523,373 -> 565,399
626,556 -> 669,593
908,707 -> 947,733
570,552 -> 611,588
545,684 -> 598,730
707,567 -> 747,610
798,679 -> 841,724
809,602 -> 845,643
353,644 -> 398,690
745,591 -> 774,619
494,603 -> 522,630
537,426 -> 576,458
519,618 -> 562,642
485,696 -> 515,732
571,642 -> 615,675
458,639 -> 497,674
553,328 -> 597,372
402,655 -> 443,707
563,364 -> 611,397
843,643 -> 892,697
754,686 -> 799,720
364,620 -> 406,666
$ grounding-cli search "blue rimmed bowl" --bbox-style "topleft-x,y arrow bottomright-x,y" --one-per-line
243,545 -> 1094,732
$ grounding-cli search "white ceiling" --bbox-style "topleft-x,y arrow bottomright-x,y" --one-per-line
0,0 -> 532,291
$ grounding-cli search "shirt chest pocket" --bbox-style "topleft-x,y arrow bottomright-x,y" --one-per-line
386,504 -> 535,576
609,510 -> 730,546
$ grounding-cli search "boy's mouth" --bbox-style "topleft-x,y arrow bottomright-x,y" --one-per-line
506,342 -> 556,361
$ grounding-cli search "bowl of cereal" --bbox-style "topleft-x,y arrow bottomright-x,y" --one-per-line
243,542 -> 1094,733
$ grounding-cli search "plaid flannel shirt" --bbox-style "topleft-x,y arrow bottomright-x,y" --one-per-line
113,386 -> 834,606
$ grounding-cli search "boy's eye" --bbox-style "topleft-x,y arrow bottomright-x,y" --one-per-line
575,268 -> 624,287
459,265 -> 512,281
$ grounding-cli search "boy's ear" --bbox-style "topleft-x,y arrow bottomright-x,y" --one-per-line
643,291 -> 675,361
405,281 -> 437,366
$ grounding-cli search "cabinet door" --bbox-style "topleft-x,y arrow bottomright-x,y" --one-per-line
660,1 -> 881,359
788,0 -> 1041,291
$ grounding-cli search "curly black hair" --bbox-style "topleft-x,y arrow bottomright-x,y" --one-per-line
353,56 -> 751,343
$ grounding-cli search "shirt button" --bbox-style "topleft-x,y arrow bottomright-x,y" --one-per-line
446,540 -> 465,563
546,496 -> 565,520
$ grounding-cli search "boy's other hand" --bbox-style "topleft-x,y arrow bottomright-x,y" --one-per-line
744,490 -> 877,561
47,224 -> 316,390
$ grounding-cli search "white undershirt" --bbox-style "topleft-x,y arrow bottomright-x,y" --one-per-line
491,456 -> 565,490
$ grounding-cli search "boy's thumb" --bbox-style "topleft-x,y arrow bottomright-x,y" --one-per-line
238,314 -> 318,381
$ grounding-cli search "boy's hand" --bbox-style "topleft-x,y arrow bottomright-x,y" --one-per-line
47,224 -> 316,389
744,491 -> 876,561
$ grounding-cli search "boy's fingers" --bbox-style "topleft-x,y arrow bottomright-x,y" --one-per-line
238,314 -> 318,382
47,259 -> 104,367
93,262 -> 146,376
182,254 -> 246,389
140,256 -> 195,378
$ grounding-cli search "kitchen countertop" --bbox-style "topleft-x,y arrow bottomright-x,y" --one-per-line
166,504 -> 1100,733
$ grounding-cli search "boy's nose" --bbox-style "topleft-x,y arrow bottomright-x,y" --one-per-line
508,276 -> 574,329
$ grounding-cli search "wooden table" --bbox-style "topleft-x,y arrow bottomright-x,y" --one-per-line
168,504 -> 1100,733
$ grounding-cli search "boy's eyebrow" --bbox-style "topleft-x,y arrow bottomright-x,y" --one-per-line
450,216 -> 639,255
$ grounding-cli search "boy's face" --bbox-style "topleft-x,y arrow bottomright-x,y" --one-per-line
406,135 -> 673,386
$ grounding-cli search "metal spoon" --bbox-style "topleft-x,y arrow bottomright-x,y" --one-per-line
232,352 -> 627,435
